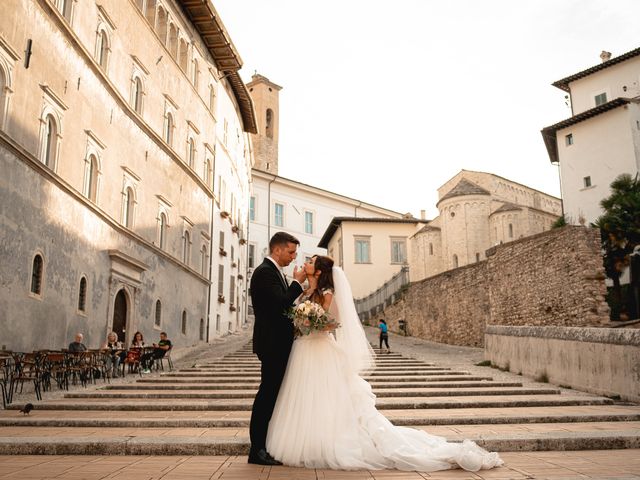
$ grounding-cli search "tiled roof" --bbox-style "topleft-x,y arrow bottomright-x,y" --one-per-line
437,179 -> 490,205
552,47 -> 640,92
491,202 -> 522,215
318,217 -> 427,249
178,0 -> 257,133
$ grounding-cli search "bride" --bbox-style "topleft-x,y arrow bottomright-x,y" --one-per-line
266,255 -> 503,472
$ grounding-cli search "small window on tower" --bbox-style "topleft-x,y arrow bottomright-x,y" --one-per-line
266,109 -> 274,139
594,93 -> 607,106
583,176 -> 592,188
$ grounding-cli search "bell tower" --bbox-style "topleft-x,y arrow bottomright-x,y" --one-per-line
247,73 -> 282,174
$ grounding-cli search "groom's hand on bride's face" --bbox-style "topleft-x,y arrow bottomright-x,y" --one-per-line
293,265 -> 306,284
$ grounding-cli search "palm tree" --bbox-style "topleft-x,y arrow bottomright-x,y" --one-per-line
592,173 -> 640,320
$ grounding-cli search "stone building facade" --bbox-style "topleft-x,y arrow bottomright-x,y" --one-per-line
379,227 -> 610,347
0,0 -> 255,351
410,170 -> 562,282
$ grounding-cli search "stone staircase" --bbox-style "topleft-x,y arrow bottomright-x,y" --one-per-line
0,344 -> 639,455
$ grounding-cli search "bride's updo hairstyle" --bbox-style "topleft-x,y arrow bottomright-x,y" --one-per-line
313,255 -> 335,296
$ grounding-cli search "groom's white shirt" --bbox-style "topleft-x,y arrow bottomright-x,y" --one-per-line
266,256 -> 300,289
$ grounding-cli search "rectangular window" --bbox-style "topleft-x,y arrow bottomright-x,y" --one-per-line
565,133 -> 573,146
355,237 -> 371,264
223,119 -> 228,146
304,211 -> 314,234
219,231 -> 224,249
230,276 -> 236,305
230,246 -> 235,263
274,203 -> 284,227
220,179 -> 227,210
594,93 -> 607,106
248,244 -> 256,268
249,196 -> 256,221
218,265 -> 224,296
390,237 -> 407,264
584,176 -> 592,188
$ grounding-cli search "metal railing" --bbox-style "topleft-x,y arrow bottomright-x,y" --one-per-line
354,266 -> 409,322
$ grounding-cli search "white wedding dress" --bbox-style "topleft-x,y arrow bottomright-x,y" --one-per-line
266,267 -> 503,472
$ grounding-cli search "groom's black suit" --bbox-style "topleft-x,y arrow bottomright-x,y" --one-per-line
249,258 -> 303,454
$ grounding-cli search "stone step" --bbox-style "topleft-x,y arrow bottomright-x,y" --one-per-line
138,374 -> 494,384
157,370 -> 467,378
3,405 -> 638,427
0,428 -> 638,455
103,381 -> 524,390
64,387 -> 561,399
6,395 -> 613,411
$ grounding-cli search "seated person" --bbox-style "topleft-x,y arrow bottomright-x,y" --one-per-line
140,332 -> 172,373
68,333 -> 87,353
102,332 -> 124,378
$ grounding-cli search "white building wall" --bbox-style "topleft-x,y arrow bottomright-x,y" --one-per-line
568,56 -> 640,115
557,104 -> 640,225
248,172 -> 402,278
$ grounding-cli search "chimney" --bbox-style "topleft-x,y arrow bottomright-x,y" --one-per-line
600,51 -> 612,63
420,210 -> 426,220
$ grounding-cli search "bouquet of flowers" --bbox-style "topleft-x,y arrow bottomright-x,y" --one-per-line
288,300 -> 340,336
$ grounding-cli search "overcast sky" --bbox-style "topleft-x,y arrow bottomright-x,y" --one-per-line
214,0 -> 639,218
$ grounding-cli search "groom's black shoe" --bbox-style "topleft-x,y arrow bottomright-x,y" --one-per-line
248,448 -> 283,466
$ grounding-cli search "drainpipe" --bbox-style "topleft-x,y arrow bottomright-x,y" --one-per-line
205,146 -> 217,343
267,174 -> 276,242
354,200 -> 362,218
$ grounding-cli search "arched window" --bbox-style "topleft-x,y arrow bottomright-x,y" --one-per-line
201,245 -> 208,276
208,84 -> 216,112
453,254 -> 458,268
158,212 -> 167,248
87,154 -> 99,202
508,223 -> 514,238
156,6 -> 167,44
133,77 -> 143,114
43,114 -> 58,168
78,276 -> 87,312
199,318 -> 205,341
181,310 -> 187,335
183,230 -> 191,265
178,39 -> 188,72
145,0 -> 156,26
164,112 -> 173,146
168,24 -> 178,58
265,109 -> 273,139
123,187 -> 135,228
429,243 -> 433,255
187,138 -> 195,167
30,254 -> 43,295
96,29 -> 109,70
154,299 -> 162,327
192,59 -> 199,88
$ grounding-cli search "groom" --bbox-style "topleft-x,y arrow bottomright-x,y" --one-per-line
248,231 -> 305,465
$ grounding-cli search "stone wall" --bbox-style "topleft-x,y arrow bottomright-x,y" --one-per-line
377,226 -> 610,347
485,325 -> 640,402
